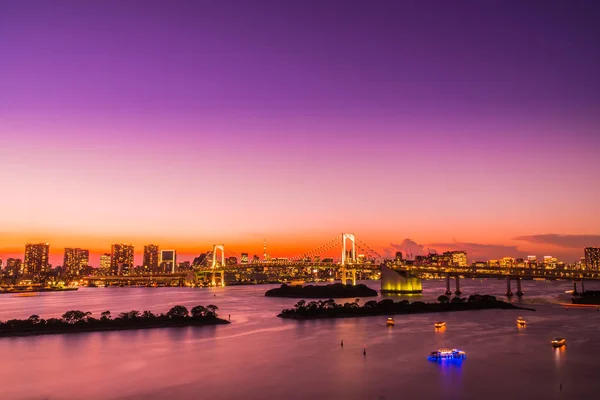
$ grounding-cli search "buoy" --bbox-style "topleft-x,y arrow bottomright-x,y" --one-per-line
341,339 -> 344,347
363,346 -> 366,356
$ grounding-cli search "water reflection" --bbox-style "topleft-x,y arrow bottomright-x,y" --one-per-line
554,345 -> 566,364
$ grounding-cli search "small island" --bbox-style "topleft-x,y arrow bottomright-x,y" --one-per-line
572,290 -> 600,305
265,283 -> 378,298
0,304 -> 229,338
278,294 -> 534,319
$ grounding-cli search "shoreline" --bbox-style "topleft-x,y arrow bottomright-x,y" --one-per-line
0,318 -> 229,338
278,295 -> 535,320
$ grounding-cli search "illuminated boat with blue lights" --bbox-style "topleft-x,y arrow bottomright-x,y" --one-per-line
427,348 -> 466,360
551,338 -> 566,348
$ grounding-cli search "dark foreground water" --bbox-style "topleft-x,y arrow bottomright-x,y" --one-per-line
1,279 -> 600,400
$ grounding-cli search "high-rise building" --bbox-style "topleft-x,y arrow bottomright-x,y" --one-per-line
111,244 -> 134,275
450,251 -> 468,267
160,250 -> 177,273
24,243 -> 50,276
5,258 -> 22,278
178,261 -> 191,272
143,244 -> 159,273
100,253 -> 111,274
584,247 -> 600,270
79,249 -> 89,268
241,253 -> 249,264
63,248 -> 89,276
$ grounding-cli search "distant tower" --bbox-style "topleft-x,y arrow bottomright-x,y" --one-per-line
263,239 -> 270,262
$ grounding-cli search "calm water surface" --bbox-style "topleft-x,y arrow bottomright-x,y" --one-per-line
1,279 -> 599,400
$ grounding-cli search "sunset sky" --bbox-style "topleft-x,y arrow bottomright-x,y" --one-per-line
1,0 -> 599,266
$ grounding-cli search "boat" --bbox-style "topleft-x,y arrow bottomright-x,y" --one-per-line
387,317 -> 394,326
517,317 -> 526,326
551,338 -> 566,348
14,292 -> 39,297
427,348 -> 466,360
434,321 -> 446,329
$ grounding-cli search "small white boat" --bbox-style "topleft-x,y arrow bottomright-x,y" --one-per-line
434,321 -> 446,329
552,338 -> 566,348
517,317 -> 526,326
387,317 -> 394,326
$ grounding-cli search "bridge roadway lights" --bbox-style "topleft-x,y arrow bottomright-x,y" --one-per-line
505,277 -> 513,297
445,274 -> 452,296
515,277 -> 524,297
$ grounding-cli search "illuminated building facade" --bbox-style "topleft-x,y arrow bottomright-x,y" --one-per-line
584,247 -> 600,270
63,248 -> 89,276
241,253 -> 249,264
100,253 -> 111,273
111,244 -> 134,275
23,243 -> 50,277
450,251 -> 468,267
380,265 -> 422,293
143,244 -> 159,273
5,258 -> 22,278
160,250 -> 177,273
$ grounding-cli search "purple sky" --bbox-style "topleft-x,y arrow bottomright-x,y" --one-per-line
1,0 -> 599,266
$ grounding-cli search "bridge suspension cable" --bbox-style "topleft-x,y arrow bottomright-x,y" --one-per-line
291,235 -> 343,261
355,238 -> 383,261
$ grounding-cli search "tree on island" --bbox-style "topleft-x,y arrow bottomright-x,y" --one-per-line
28,315 -> 40,324
100,311 -> 111,321
191,305 -> 207,317
437,295 -> 450,304
206,305 -> 219,317
167,305 -> 189,319
62,310 -> 87,324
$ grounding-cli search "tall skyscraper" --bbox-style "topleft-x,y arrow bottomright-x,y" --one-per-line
143,244 -> 159,273
63,248 -> 89,276
23,243 -> 50,276
111,244 -> 134,275
160,250 -> 177,273
584,247 -> 600,270
241,253 -> 249,264
79,249 -> 89,268
100,253 -> 111,274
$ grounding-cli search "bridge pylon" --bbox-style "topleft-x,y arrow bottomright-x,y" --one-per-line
341,233 -> 357,285
211,244 -> 226,286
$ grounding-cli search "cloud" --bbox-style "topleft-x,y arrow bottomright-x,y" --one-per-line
428,242 -> 528,261
513,234 -> 600,249
385,239 -> 437,258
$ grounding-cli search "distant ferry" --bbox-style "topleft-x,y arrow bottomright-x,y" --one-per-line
428,348 -> 466,360
517,317 -> 526,326
551,338 -> 566,348
434,321 -> 446,329
387,317 -> 394,326
15,292 -> 39,297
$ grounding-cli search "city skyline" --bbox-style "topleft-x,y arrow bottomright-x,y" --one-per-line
0,234 -> 598,268
1,1 -> 599,266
